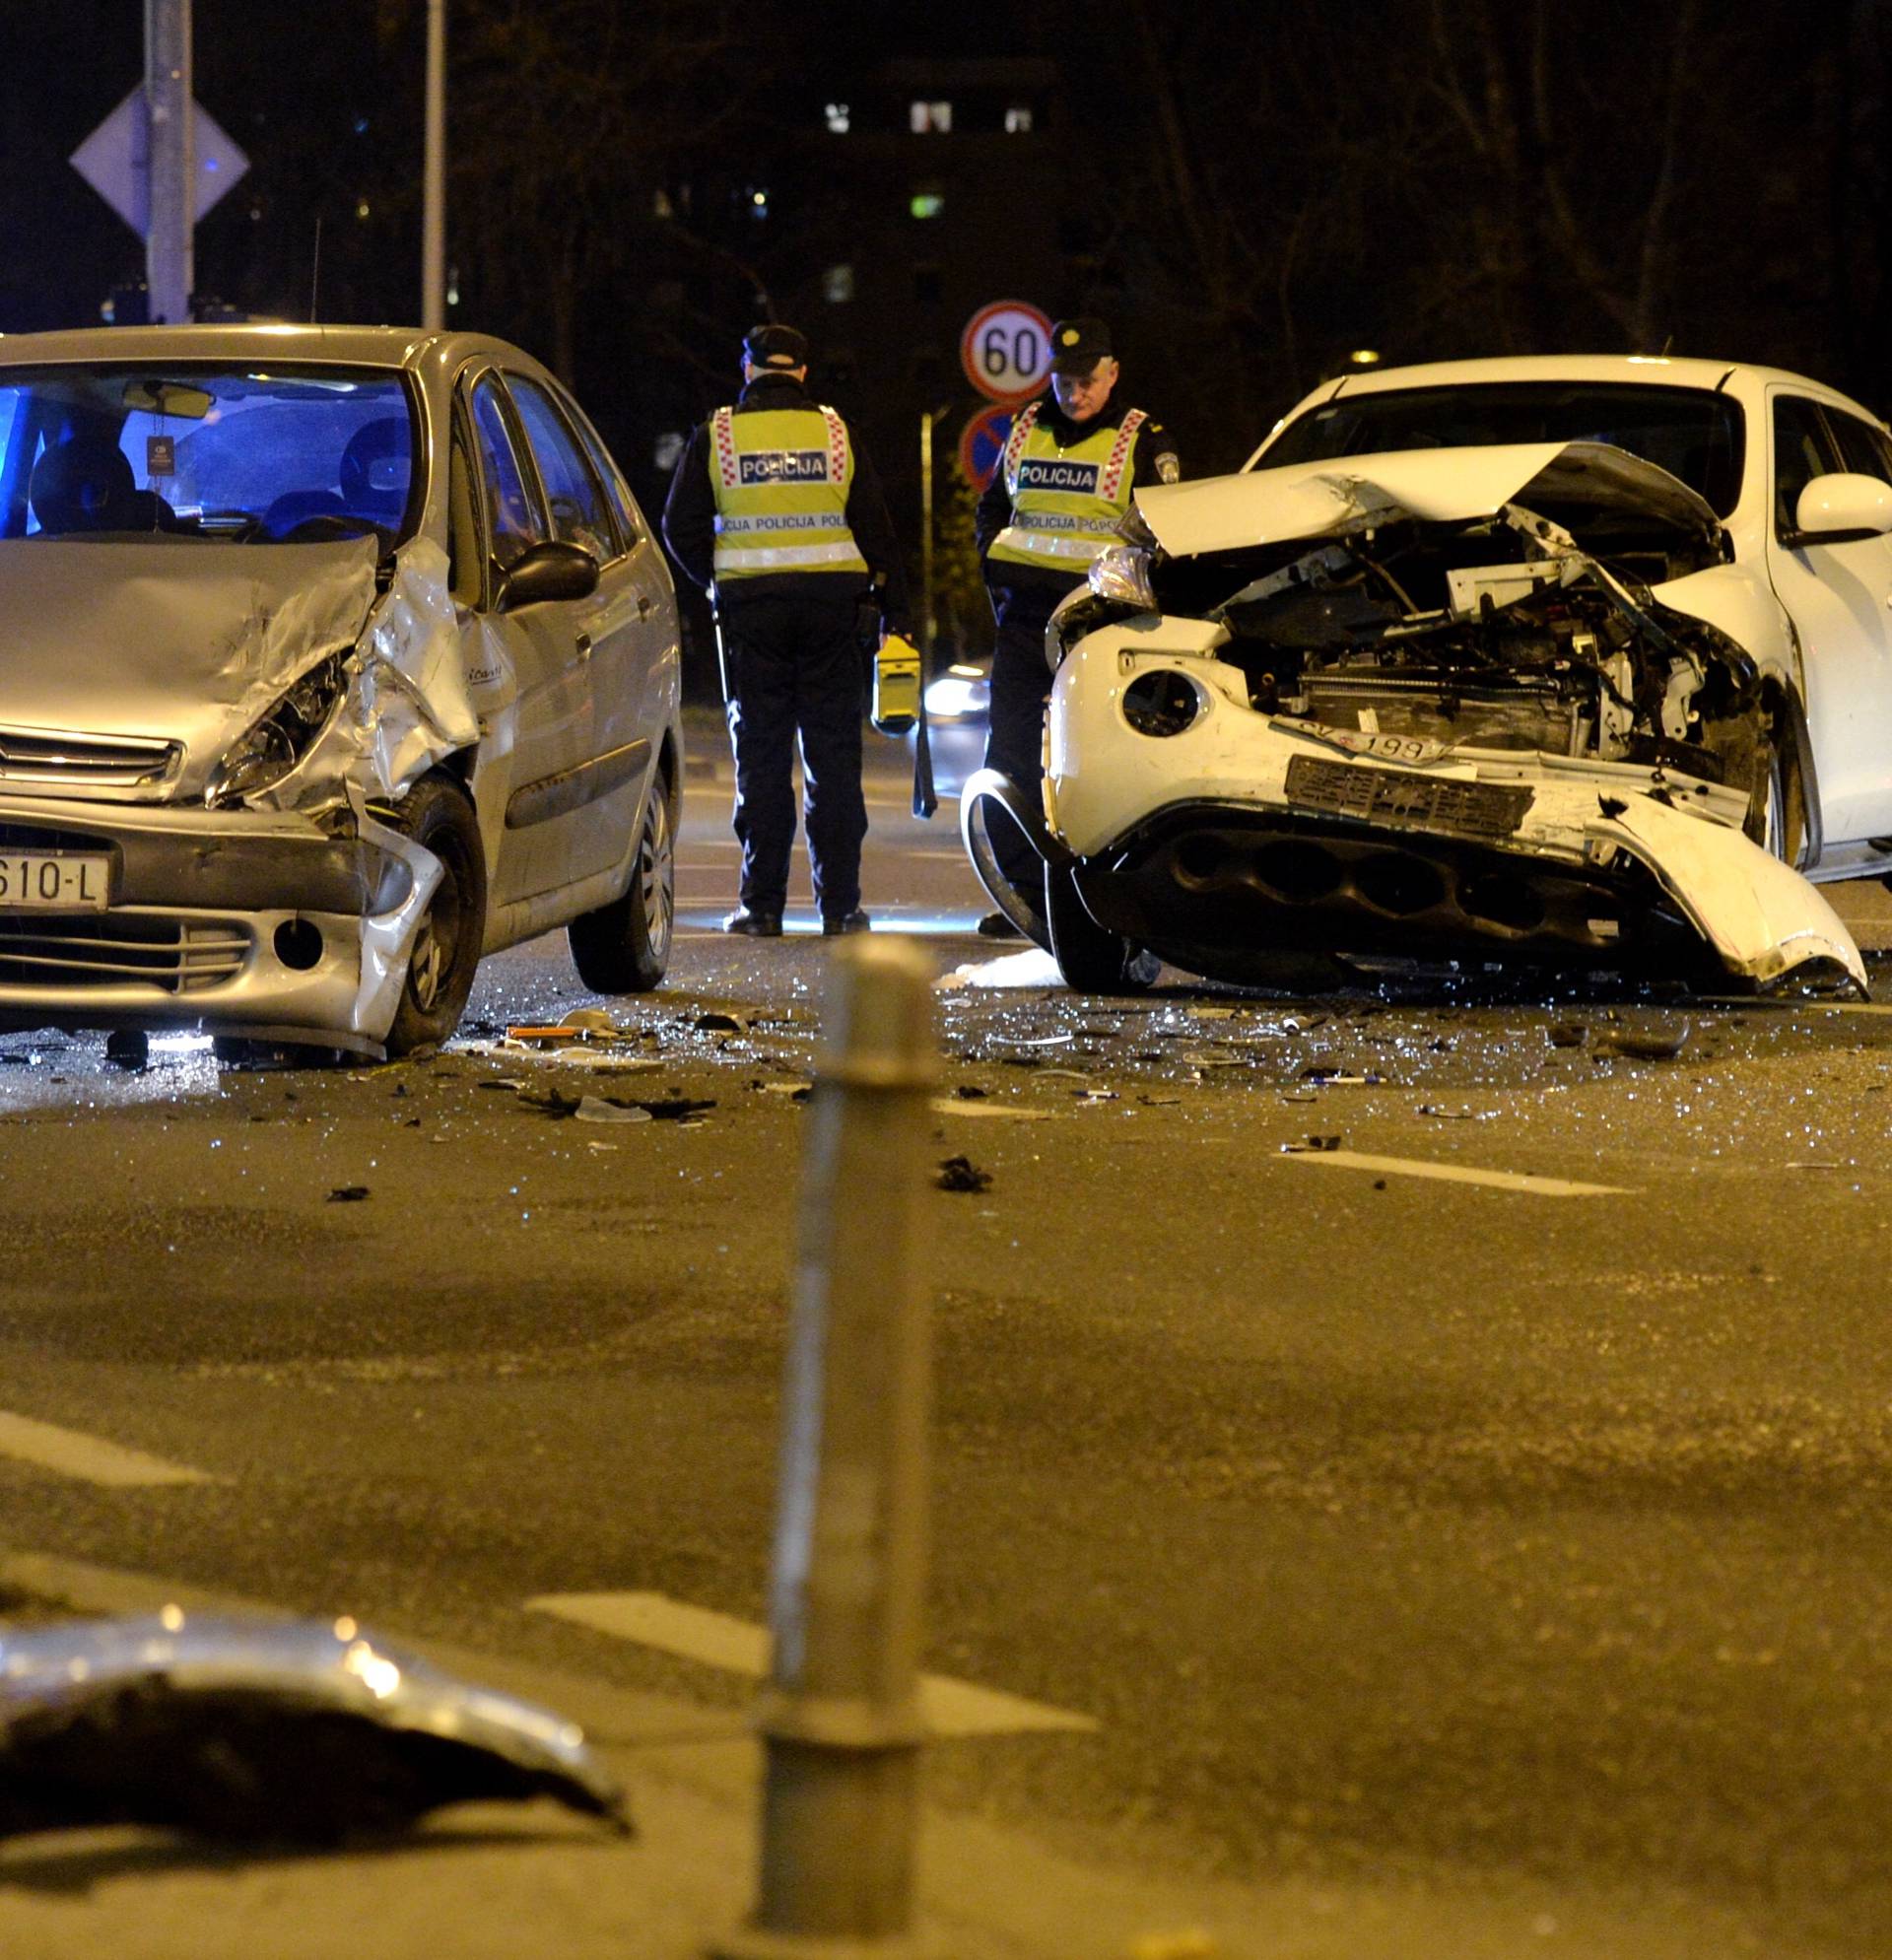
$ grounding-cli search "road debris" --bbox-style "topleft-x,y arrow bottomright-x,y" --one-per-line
1283,1135 -> 1344,1153
934,1155 -> 993,1192
1594,1020 -> 1692,1060
103,1030 -> 148,1070
326,1185 -> 371,1202
575,1097 -> 653,1124
0,1611 -> 629,1842
928,1097 -> 1051,1120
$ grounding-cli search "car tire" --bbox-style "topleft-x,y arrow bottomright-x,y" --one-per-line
1748,725 -> 1805,867
384,773 -> 487,1057
568,766 -> 674,993
1046,862 -> 1154,993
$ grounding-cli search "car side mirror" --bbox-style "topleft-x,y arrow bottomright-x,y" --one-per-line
497,539 -> 599,610
1786,472 -> 1892,547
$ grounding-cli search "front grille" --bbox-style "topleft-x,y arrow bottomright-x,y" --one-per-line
0,915 -> 247,993
0,726 -> 180,787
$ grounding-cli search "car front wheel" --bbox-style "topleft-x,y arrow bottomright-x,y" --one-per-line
569,766 -> 674,993
384,773 -> 487,1057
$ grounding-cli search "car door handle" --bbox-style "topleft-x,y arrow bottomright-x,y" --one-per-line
575,632 -> 592,660
636,594 -> 652,619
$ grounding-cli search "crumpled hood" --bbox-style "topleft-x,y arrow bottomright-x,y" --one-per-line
1134,440 -> 1722,559
0,536 -> 379,795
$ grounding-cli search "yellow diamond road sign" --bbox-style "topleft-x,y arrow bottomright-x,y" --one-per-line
71,86 -> 248,237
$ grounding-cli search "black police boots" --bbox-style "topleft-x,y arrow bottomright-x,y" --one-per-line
723,907 -> 782,937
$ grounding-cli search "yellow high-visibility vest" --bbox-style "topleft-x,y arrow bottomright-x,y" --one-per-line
985,403 -> 1149,574
709,404 -> 869,583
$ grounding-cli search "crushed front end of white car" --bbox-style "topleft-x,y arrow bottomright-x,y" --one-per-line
963,440 -> 1866,994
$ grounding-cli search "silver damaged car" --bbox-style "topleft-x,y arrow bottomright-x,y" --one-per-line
0,325 -> 682,1056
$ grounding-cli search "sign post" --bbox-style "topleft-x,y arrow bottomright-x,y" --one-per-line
69,0 -> 248,323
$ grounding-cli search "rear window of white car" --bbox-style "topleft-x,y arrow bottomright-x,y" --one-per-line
0,364 -> 417,544
1262,382 -> 1745,518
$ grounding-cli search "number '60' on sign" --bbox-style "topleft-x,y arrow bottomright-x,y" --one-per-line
960,301 -> 1053,407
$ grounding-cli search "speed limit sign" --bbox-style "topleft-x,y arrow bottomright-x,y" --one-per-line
960,301 -> 1053,407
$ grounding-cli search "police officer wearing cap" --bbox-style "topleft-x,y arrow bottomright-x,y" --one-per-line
974,317 -> 1179,933
663,323 -> 910,936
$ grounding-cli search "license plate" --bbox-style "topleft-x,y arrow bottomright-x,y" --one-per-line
0,852 -> 111,911
1284,756 -> 1533,842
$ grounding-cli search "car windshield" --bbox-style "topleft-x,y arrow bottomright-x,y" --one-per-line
0,363 -> 416,544
1259,381 -> 1746,518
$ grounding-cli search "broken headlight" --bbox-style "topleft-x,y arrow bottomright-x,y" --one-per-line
1088,543 -> 1158,613
205,650 -> 351,808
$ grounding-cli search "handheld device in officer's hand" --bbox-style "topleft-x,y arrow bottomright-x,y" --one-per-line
872,632 -> 922,735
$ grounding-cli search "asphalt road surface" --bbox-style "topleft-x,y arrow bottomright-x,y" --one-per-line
6,732 -> 1892,1955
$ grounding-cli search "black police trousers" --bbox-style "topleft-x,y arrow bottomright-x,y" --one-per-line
721,588 -> 867,920
981,582 -> 1063,899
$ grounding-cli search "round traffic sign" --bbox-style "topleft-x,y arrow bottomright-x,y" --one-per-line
958,403 -> 1014,491
959,301 -> 1053,407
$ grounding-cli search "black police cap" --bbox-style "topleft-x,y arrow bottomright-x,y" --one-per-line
743,322 -> 809,371
1049,317 -> 1114,374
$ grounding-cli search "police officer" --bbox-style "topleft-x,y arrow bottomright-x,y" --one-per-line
974,317 -> 1179,933
663,323 -> 909,936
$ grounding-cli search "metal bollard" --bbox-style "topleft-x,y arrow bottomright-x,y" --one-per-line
710,937 -> 939,1960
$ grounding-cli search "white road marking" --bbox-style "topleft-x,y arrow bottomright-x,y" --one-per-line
0,1411 -> 215,1487
1281,1149 -> 1631,1198
526,1590 -> 1097,1737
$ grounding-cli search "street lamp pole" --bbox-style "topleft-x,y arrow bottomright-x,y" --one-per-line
422,0 -> 446,329
144,0 -> 193,324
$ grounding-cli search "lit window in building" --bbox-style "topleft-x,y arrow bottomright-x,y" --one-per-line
909,100 -> 952,134
652,188 -> 674,220
1004,103 -> 1034,134
909,189 -> 945,220
822,264 -> 855,304
824,101 -> 850,134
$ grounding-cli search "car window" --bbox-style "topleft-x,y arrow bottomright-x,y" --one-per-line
507,375 -> 617,562
469,373 -> 546,573
1773,395 -> 1844,536
0,363 -> 414,543
564,395 -> 643,548
1826,407 -> 1892,487
1263,382 -> 1747,518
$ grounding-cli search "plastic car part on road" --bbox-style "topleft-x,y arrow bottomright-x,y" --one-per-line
0,1610 -> 630,1842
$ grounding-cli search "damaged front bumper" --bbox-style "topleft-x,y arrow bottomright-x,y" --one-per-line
1003,627 -> 1867,992
0,795 -> 439,1052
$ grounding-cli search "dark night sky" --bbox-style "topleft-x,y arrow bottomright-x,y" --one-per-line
4,4 -> 1887,488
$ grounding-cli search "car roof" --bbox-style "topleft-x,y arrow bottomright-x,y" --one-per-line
0,322 -> 530,372
1313,354 -> 1883,423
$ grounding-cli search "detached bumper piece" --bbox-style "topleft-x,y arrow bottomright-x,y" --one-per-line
0,1612 -> 630,1844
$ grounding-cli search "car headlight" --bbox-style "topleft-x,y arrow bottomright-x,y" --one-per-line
1088,544 -> 1158,612
205,650 -> 352,808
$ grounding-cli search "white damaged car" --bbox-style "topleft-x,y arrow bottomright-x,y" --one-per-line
964,355 -> 1892,995
0,324 -> 681,1056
